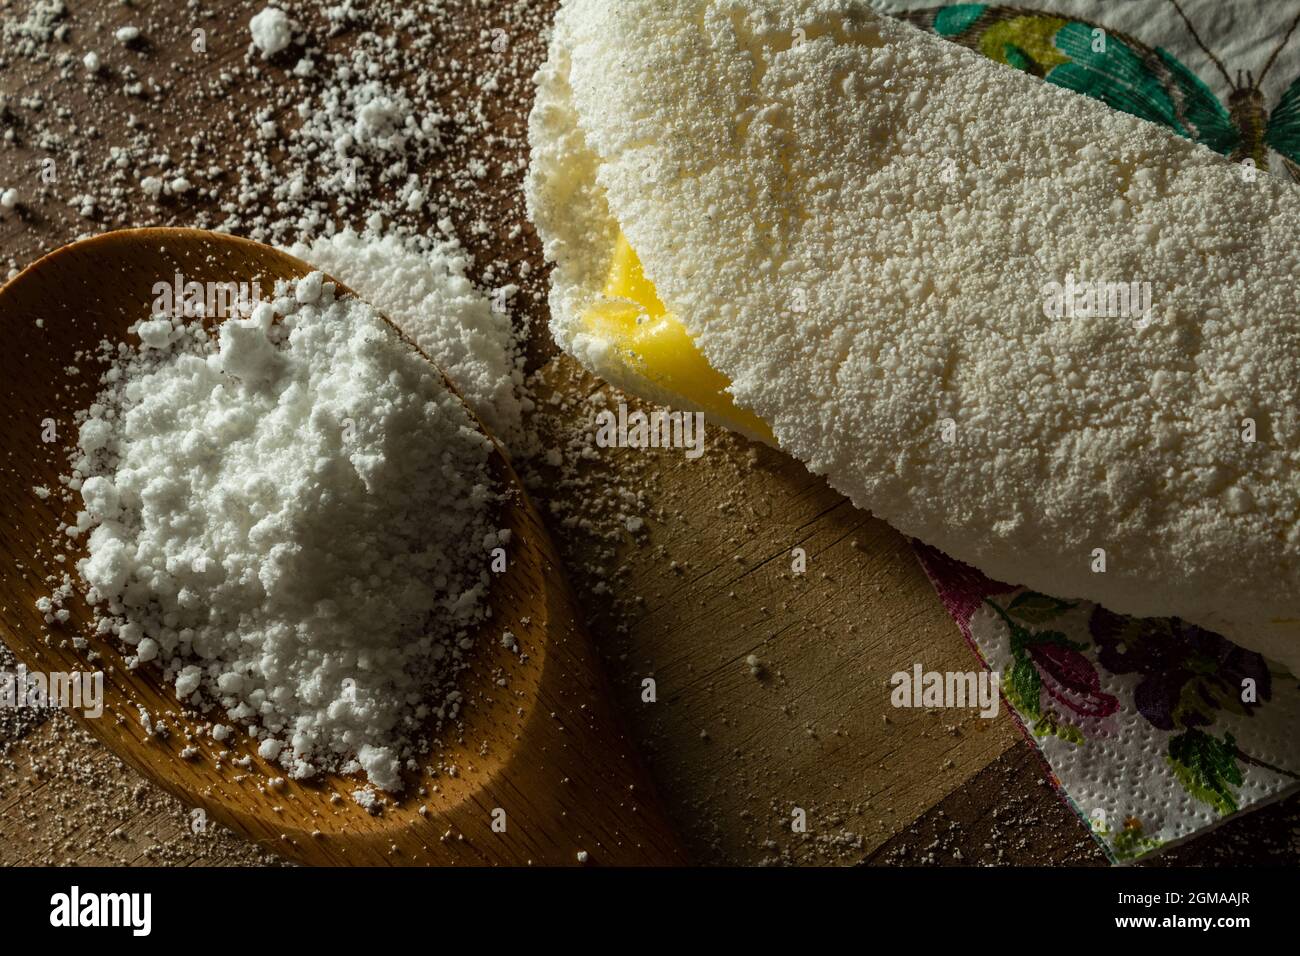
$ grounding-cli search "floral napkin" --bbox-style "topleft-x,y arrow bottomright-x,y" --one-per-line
914,543 -> 1299,862
875,0 -> 1300,861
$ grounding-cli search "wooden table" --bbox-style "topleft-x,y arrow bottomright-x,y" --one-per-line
0,0 -> 1294,866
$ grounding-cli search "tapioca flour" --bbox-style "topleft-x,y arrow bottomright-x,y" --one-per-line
66,271 -> 501,791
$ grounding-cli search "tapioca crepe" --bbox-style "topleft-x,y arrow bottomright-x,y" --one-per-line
526,0 -> 1300,672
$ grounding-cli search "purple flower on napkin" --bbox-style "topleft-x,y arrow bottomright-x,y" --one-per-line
1089,607 -> 1271,732
987,594 -> 1120,727
1025,640 -> 1120,720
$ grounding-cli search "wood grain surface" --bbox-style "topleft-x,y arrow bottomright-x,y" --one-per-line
0,0 -> 1294,866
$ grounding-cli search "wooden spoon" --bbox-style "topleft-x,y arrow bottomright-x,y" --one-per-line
0,227 -> 688,866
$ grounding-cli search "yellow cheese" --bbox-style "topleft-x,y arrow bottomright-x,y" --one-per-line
583,234 -> 773,440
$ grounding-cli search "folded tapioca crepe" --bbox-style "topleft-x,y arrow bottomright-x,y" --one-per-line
526,0 -> 1300,672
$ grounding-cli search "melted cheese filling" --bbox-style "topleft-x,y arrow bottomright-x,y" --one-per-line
583,235 -> 773,441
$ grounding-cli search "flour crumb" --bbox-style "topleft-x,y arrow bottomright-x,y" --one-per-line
249,7 -> 294,60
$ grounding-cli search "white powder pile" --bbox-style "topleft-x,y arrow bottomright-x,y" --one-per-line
288,228 -> 531,449
67,272 -> 500,791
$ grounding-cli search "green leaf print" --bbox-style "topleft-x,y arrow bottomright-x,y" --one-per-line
1031,708 -> 1085,745
1007,654 -> 1042,718
1167,729 -> 1244,816
1102,819 -> 1164,862
1005,591 -> 1080,625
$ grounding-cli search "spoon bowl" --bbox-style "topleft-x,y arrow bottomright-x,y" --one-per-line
0,228 -> 687,865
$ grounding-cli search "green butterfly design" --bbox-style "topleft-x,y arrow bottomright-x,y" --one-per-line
899,1 -> 1300,180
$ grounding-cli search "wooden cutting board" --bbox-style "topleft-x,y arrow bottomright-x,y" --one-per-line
523,358 -> 1025,863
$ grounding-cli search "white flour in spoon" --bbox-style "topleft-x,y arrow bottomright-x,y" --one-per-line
67,271 -> 500,791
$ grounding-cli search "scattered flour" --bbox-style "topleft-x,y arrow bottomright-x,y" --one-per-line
1,0 -> 67,58
65,271 -> 501,791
